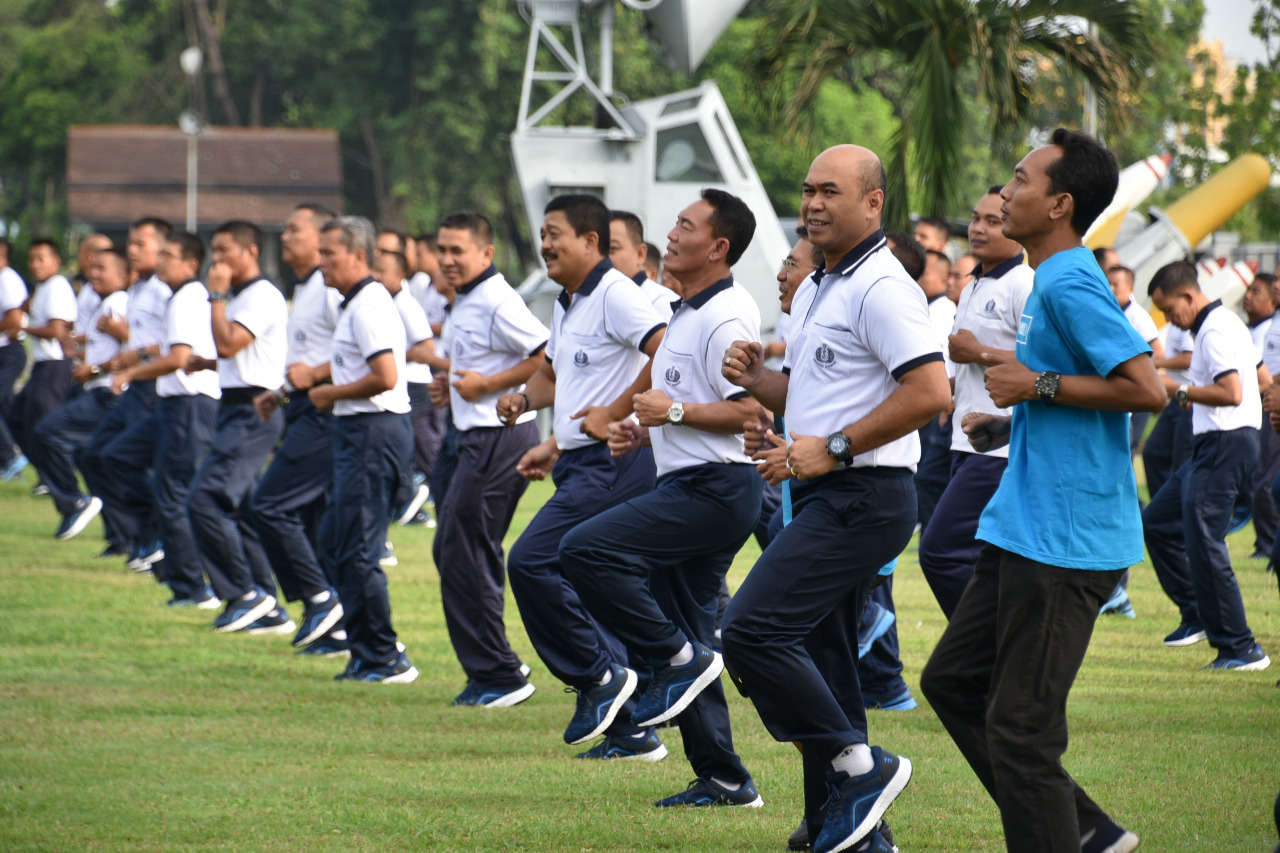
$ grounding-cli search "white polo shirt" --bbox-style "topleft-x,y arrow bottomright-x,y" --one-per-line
1189,300 -> 1261,435
410,272 -> 449,328
159,280 -> 220,400
391,284 -> 434,384
650,276 -> 759,478
950,255 -> 1034,456
1262,311 -> 1280,376
126,274 -> 173,351
1121,299 -> 1159,344
928,293 -> 957,378
631,272 -> 676,320
219,275 -> 287,390
330,278 -> 411,417
0,266 -> 27,349
1164,325 -> 1194,385
29,275 -> 77,362
446,266 -> 549,431
75,284 -> 101,340
784,231 -> 944,472
547,261 -> 666,452
83,290 -> 128,391
285,268 -> 341,370
1250,316 -> 1272,361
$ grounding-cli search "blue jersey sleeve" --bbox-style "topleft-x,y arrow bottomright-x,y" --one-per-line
1041,264 -> 1150,378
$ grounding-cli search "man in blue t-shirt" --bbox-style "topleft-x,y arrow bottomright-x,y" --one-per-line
919,129 -> 1166,853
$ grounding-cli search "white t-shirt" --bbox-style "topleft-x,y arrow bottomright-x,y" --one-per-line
285,268 -> 341,370
631,273 -> 676,321
410,272 -> 449,329
1250,316 -> 1272,362
1261,311 -> 1280,376
83,290 -> 128,391
330,278 -> 411,416
784,232 -> 944,472
446,266 -> 549,431
219,276 -> 288,390
29,275 -> 77,362
546,262 -> 666,452
950,256 -> 1034,457
126,274 -> 173,351
75,284 -> 101,340
928,293 -> 957,378
391,284 -> 434,384
1190,301 -> 1261,435
650,276 -> 760,478
1164,325 -> 1194,385
1121,299 -> 1159,345
159,280 -> 221,399
0,266 -> 28,349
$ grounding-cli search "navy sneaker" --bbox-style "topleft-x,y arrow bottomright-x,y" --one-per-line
31,482 -> 49,497
379,541 -> 398,567
405,509 -> 436,528
127,542 -> 164,573
865,688 -> 917,712
1163,623 -> 1207,647
1081,817 -> 1140,853
292,594 -> 344,647
296,633 -> 350,657
1099,586 -> 1136,618
631,643 -> 723,727
97,544 -> 129,559
1226,502 -> 1252,535
1,454 -> 28,481
396,483 -> 431,526
812,746 -> 912,853
574,730 -> 668,761
654,776 -> 763,808
564,664 -> 638,744
243,607 -> 298,636
857,602 -> 896,659
56,496 -> 102,540
345,651 -> 419,684
212,590 -> 276,633
452,681 -> 536,707
166,588 -> 219,610
1204,642 -> 1271,671
790,819 -> 896,852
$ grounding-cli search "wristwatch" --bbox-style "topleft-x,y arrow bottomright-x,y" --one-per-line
1176,384 -> 1190,406
826,431 -> 853,466
1035,371 -> 1061,407
666,401 -> 685,424
208,291 -> 230,304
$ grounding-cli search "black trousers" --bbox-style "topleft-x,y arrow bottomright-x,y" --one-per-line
152,395 -> 219,598
28,387 -> 117,517
1251,422 -> 1280,554
1141,400 -> 1192,500
318,412 -> 412,667
433,421 -> 538,689
187,400 -> 283,601
8,359 -> 73,459
564,462 -> 762,784
0,343 -> 28,466
913,415 -> 952,530
919,451 -> 1008,619
80,379 -> 159,550
920,546 -> 1123,853
406,381 -> 440,481
249,395 -> 333,603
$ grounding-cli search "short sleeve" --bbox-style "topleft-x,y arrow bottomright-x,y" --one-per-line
228,284 -> 267,338
397,291 -> 433,345
49,278 -> 78,322
1198,327 -> 1239,381
1043,273 -> 1150,378
603,280 -> 666,351
545,303 -> 563,364
859,277 -> 944,379
491,292 -> 549,357
706,317 -> 757,401
1129,306 -> 1158,343
352,300 -> 402,361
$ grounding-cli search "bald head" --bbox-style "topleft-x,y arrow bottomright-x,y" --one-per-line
812,145 -> 886,197
802,145 -> 888,269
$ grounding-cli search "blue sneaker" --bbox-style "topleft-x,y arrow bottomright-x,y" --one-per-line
452,680 -> 536,707
127,542 -> 164,573
1099,586 -> 1136,618
166,588 -> 219,610
654,776 -> 763,808
1204,643 -> 1271,671
243,607 -> 298,636
343,651 -> 419,684
55,496 -> 102,541
297,632 -> 350,657
564,664 -> 638,744
379,541 -> 398,568
212,590 -> 276,633
857,602 -> 896,659
812,746 -> 912,853
1163,623 -> 1207,647
631,643 -> 723,727
396,483 -> 430,526
0,454 -> 27,480
292,593 -> 344,647
790,819 -> 896,852
574,730 -> 668,761
1226,502 -> 1252,535
1081,817 -> 1140,853
865,688 -> 917,712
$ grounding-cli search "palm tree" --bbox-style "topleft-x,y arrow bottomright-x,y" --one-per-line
754,0 -> 1153,226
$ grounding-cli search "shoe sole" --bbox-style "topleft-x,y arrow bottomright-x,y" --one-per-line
1212,655 -> 1271,671
377,665 -> 420,684
293,602 -> 345,648
634,651 -> 724,727
397,486 -> 430,525
568,667 -> 639,745
483,682 -> 536,707
858,609 -> 896,659
1164,631 -> 1207,647
57,497 -> 102,541
296,645 -> 350,658
244,619 -> 298,636
831,756 -> 913,853
379,556 -> 399,567
196,597 -> 221,610
215,595 -> 277,633
1099,830 -> 1141,853
128,550 -> 165,573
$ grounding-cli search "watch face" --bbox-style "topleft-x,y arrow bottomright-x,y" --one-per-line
828,434 -> 850,457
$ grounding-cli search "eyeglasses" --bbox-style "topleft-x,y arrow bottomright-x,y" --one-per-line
780,256 -> 817,272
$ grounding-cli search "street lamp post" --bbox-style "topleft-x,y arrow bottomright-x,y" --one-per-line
179,46 -> 204,233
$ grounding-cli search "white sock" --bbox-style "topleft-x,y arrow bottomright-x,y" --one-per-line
307,590 -> 331,605
596,668 -> 613,686
669,642 -> 694,667
831,744 -> 874,777
711,776 -> 741,791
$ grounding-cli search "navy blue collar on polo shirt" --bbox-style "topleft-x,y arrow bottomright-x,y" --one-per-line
927,292 -> 946,304
1190,299 -> 1223,336
632,271 -> 648,287
672,275 -> 734,312
1118,300 -> 1132,312
230,274 -> 268,298
457,264 -> 499,296
557,258 -> 612,311
338,276 -> 376,311
833,229 -> 888,277
298,266 -> 320,285
973,254 -> 1024,281
174,278 -> 201,295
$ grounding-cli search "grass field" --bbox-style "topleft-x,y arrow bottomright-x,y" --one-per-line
1,469 -> 1278,852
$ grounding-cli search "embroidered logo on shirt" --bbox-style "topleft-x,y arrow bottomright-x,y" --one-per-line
574,350 -> 589,367
815,343 -> 836,367
664,366 -> 681,384
984,299 -> 997,315
295,330 -> 307,341
334,354 -> 344,367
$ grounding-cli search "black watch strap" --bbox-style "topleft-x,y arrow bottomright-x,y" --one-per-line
1035,371 -> 1061,406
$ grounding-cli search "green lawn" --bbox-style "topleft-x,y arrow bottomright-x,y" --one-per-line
1,471 -> 1277,851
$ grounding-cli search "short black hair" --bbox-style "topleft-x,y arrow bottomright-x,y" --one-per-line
29,237 -> 61,259
416,233 -> 438,252
700,188 -> 756,267
378,228 -> 407,254
545,194 -> 609,253
97,246 -> 129,272
1109,265 -> 1134,288
643,242 -> 660,266
1148,260 -> 1199,297
131,217 -> 173,240
1046,128 -> 1120,237
918,216 -> 949,239
926,249 -> 951,272
1257,272 -> 1276,288
169,231 -> 205,267
609,210 -> 645,248
886,232 -> 925,281
379,250 -> 408,278
213,220 -> 263,251
987,185 -> 1004,196
439,211 -> 494,245
295,202 -> 338,223
794,224 -> 824,267
1092,246 -> 1117,267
